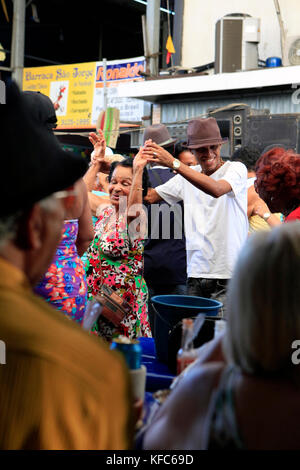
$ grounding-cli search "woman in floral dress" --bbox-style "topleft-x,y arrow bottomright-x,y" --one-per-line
35,179 -> 94,324
85,138 -> 151,341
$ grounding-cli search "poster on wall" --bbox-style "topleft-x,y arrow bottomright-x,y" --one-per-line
23,62 -> 96,129
23,57 -> 147,130
91,57 -> 146,125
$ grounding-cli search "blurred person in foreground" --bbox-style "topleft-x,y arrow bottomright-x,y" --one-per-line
144,222 -> 300,450
22,91 -> 94,325
85,132 -> 151,341
0,82 -> 132,450
231,146 -> 282,232
255,147 -> 300,222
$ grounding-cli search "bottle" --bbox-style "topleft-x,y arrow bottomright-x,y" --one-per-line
214,319 -> 226,338
176,318 -> 198,375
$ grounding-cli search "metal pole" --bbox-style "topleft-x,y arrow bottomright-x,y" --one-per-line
141,15 -> 150,75
146,0 -> 160,76
103,58 -> 107,111
273,0 -> 286,59
11,0 -> 26,87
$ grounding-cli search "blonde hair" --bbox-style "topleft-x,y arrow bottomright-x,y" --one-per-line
224,222 -> 300,377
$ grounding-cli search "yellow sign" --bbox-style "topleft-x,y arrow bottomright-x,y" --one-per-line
22,62 -> 96,129
0,43 -> 6,62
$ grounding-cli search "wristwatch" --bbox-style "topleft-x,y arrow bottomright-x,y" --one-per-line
172,158 -> 181,170
263,212 -> 271,221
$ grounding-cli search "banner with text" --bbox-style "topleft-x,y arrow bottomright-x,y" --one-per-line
23,62 -> 96,129
23,57 -> 146,129
92,57 -> 146,125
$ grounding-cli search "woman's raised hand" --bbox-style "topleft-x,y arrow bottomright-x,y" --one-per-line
133,146 -> 149,171
89,129 -> 106,165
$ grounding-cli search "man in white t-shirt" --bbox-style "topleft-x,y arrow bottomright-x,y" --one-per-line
143,117 -> 248,299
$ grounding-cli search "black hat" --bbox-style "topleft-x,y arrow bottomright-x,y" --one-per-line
22,90 -> 57,130
0,81 -> 87,217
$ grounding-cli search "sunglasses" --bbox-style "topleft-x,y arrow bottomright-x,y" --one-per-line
53,187 -> 77,210
193,145 -> 219,155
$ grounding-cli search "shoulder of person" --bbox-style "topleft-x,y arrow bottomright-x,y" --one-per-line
178,361 -> 225,394
220,161 -> 248,183
20,292 -> 129,387
226,160 -> 248,174
160,362 -> 225,414
143,362 -> 225,450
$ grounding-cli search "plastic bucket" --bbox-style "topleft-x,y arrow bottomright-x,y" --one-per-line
151,295 -> 223,364
266,57 -> 282,67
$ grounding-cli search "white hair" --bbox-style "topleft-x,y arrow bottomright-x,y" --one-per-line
105,146 -> 114,156
224,222 -> 300,377
0,194 -> 58,248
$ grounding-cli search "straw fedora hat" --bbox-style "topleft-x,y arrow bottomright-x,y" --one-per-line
183,117 -> 228,149
143,124 -> 177,147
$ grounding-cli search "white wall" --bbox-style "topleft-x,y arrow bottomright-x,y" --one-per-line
181,0 -> 300,68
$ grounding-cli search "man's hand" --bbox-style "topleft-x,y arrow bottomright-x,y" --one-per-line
142,141 -> 174,168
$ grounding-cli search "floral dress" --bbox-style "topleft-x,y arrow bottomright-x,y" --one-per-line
85,206 -> 151,341
35,220 -> 88,324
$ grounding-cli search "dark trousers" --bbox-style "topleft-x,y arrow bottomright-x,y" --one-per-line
147,283 -> 187,337
187,277 -> 228,299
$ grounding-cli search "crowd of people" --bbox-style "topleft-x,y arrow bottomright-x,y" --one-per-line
0,81 -> 300,450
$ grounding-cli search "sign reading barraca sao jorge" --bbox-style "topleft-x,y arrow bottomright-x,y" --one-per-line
23,62 -> 96,129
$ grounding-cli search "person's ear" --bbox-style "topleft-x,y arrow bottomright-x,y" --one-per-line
15,204 -> 44,251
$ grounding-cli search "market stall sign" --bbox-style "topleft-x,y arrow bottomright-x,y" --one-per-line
22,57 -> 146,129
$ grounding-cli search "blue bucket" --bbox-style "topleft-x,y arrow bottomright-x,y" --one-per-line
266,57 -> 282,67
151,295 -> 223,364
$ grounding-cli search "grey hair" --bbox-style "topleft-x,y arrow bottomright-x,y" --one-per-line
223,222 -> 300,378
0,194 -> 58,248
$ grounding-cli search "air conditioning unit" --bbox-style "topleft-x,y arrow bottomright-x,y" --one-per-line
215,14 -> 260,74
283,36 -> 300,66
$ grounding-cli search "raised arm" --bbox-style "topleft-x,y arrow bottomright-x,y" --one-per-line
126,149 -> 148,233
83,130 -> 110,191
144,187 -> 162,204
143,141 -> 231,198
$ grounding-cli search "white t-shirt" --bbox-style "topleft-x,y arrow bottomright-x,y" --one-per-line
155,161 -> 248,279
247,176 -> 256,189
